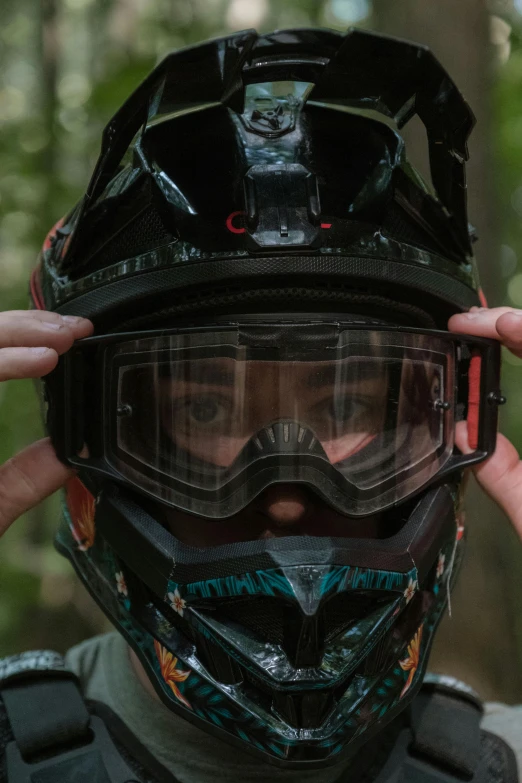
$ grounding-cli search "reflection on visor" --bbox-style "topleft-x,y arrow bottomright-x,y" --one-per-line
105,329 -> 454,517
157,358 -> 387,467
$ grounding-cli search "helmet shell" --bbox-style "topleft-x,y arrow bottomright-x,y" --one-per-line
35,27 -> 479,767
34,28 -> 480,331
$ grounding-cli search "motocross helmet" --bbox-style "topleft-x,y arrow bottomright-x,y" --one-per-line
35,28 -> 503,769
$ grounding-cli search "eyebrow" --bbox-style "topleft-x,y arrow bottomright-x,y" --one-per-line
160,359 -> 388,389
304,361 -> 387,389
169,364 -> 236,386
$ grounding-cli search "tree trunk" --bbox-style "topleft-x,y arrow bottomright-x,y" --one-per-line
372,0 -> 522,699
38,0 -> 60,229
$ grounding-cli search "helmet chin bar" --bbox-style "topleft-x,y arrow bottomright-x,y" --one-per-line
56,479 -> 461,765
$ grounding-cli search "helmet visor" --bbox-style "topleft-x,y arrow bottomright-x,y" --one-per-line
104,326 -> 455,516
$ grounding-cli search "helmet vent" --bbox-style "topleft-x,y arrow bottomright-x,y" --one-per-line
88,203 -> 175,270
207,591 -> 390,649
382,200 -> 443,256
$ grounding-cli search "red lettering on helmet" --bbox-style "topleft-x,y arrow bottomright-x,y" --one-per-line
226,211 -> 246,234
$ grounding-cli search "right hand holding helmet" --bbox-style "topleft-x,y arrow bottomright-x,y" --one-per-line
450,306 -> 522,542
0,310 -> 92,535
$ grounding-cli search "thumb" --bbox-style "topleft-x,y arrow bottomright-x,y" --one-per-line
456,422 -> 522,541
0,438 -> 73,536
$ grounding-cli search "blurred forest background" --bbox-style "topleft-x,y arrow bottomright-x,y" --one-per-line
1,0 -> 522,700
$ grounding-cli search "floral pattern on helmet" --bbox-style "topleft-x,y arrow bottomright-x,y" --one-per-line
66,477 -> 96,551
154,639 -> 192,709
115,571 -> 128,597
168,588 -> 186,617
436,552 -> 446,579
403,577 -> 418,604
399,624 -> 423,698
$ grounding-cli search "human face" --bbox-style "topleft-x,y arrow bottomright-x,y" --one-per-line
158,356 -> 388,469
111,327 -> 453,522
156,357 -> 387,546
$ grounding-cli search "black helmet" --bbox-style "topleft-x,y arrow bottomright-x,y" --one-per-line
35,28 -> 502,769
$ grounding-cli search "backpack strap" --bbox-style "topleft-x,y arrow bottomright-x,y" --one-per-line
409,684 -> 483,778
369,680 -> 519,783
0,650 -> 142,782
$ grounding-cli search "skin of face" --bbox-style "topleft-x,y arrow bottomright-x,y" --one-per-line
149,357 -> 388,544
157,357 -> 388,469
120,353 -> 446,546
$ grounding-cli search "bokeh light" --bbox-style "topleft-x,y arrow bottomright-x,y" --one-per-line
329,0 -> 369,23
508,272 -> 522,305
226,0 -> 268,29
501,244 -> 518,277
511,184 -> 522,216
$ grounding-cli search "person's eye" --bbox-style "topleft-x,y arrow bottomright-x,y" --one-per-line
329,397 -> 368,423
315,394 -> 377,428
174,395 -> 231,429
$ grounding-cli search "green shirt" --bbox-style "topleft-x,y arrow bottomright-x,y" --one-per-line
65,632 -> 522,783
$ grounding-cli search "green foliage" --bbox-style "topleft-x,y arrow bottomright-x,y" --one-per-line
491,15 -> 522,451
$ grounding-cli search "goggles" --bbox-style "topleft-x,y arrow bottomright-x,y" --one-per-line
46,321 -> 502,519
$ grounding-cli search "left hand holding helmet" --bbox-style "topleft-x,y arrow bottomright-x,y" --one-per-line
449,306 -> 522,541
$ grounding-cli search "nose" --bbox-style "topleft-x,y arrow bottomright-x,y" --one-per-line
256,484 -> 314,530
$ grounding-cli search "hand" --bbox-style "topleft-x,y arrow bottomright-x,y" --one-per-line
0,310 -> 93,535
449,306 -> 522,541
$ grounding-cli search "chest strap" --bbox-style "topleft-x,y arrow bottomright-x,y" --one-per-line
371,682 -> 518,783
0,652 -> 518,783
0,650 -> 138,782
409,686 -> 482,778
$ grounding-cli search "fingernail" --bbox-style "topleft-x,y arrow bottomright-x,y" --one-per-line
61,315 -> 86,324
503,310 -> 522,319
42,321 -> 63,330
29,346 -> 51,355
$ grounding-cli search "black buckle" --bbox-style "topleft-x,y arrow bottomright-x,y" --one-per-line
6,716 -> 138,783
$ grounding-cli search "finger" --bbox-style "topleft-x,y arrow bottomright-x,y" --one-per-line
457,428 -> 522,542
455,420 -> 473,454
0,347 -> 59,381
494,311 -> 522,357
0,310 -> 93,337
448,306 -> 519,340
1,310 -> 69,323
0,313 -> 93,354
0,438 -> 74,536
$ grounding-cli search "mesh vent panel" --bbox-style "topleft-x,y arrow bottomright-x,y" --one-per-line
382,201 -> 441,255
217,597 -> 287,645
89,205 -> 174,270
211,593 -> 390,646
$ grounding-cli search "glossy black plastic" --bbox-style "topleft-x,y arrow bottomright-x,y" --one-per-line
39,27 -> 479,321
